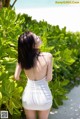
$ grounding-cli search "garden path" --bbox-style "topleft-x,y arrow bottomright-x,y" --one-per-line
49,85 -> 80,119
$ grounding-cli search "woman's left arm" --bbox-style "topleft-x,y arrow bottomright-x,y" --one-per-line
14,63 -> 22,80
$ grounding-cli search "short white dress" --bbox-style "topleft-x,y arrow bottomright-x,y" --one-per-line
22,77 -> 52,110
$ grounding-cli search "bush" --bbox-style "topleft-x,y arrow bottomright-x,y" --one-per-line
0,8 -> 25,116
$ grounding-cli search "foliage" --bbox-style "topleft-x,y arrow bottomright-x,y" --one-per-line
0,8 -> 80,117
0,8 -> 25,116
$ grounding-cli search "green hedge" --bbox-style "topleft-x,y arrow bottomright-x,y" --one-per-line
0,8 -> 25,117
0,8 -> 80,117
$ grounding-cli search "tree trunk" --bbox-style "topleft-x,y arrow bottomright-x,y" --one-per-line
0,1 -> 2,9
2,0 -> 17,8
3,0 -> 10,7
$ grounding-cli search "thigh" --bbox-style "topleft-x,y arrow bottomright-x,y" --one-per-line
24,109 -> 36,119
38,109 -> 50,119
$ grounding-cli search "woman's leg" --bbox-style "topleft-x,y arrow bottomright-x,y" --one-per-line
24,109 -> 36,119
38,109 -> 50,119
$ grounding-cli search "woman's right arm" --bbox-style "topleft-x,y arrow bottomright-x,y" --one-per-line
46,53 -> 53,81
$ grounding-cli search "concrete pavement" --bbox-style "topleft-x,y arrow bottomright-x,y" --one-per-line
49,85 -> 80,119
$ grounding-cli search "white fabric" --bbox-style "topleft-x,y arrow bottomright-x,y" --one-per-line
22,77 -> 52,110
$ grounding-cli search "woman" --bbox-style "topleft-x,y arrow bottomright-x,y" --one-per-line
14,31 -> 53,119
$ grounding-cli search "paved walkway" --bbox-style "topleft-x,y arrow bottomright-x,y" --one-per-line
49,85 -> 80,119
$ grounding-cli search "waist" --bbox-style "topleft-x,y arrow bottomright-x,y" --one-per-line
27,76 -> 47,85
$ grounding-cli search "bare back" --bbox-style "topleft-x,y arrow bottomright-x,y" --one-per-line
24,52 -> 52,81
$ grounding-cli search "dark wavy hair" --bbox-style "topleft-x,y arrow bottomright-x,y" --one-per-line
18,31 -> 40,69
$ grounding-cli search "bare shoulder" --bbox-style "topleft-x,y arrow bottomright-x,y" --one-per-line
41,52 -> 52,58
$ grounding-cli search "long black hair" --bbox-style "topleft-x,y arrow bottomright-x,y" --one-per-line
18,31 -> 40,69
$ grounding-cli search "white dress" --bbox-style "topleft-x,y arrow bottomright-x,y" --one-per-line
22,77 -> 52,110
